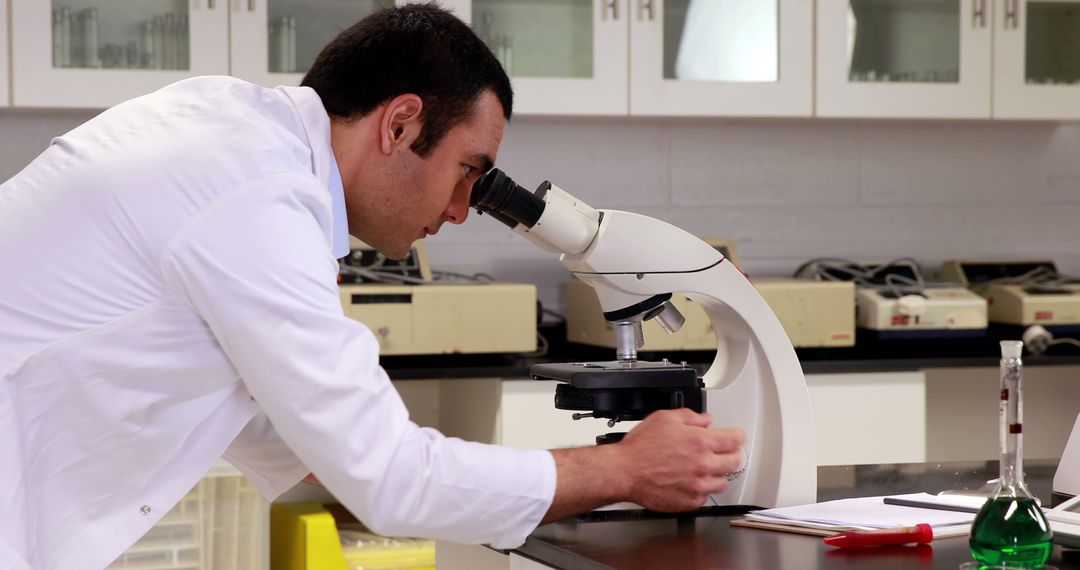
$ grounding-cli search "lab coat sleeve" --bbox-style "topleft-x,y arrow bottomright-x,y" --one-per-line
222,411 -> 311,501
159,177 -> 556,548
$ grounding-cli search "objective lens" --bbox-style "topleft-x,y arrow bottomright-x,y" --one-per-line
470,168 -> 547,229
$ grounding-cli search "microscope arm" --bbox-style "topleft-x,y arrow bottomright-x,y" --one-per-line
470,169 -> 817,508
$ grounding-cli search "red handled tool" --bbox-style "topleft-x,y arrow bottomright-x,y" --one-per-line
824,523 -> 934,548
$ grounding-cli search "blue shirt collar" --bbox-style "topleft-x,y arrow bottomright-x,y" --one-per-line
327,156 -> 351,260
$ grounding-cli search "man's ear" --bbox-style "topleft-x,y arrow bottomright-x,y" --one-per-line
379,94 -> 424,155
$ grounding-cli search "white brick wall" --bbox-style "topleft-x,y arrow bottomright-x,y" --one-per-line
4,111 -> 1080,317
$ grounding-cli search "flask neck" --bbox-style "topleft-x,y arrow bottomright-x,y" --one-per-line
998,356 -> 1033,497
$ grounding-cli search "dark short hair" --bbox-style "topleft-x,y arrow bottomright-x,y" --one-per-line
301,3 -> 513,157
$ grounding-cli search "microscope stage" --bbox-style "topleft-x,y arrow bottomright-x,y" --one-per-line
533,360 -> 706,419
531,361 -> 700,390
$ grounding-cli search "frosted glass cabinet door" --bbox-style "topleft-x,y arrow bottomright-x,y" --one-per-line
629,0 -> 812,117
451,0 -> 628,116
0,0 -> 9,107
231,0 -> 452,88
816,0 -> 992,118
994,0 -> 1080,119
11,0 -> 229,108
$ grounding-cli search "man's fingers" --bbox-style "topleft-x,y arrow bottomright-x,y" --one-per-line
705,428 -> 745,453
669,408 -> 712,427
705,450 -> 745,477
701,475 -> 731,495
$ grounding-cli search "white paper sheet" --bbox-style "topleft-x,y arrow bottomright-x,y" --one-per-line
747,494 -> 977,531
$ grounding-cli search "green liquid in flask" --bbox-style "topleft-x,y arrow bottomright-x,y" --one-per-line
969,496 -> 1052,568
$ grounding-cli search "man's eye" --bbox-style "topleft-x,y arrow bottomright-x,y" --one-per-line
462,164 -> 475,177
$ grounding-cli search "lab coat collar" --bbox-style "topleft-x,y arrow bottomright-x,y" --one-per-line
278,85 -> 351,260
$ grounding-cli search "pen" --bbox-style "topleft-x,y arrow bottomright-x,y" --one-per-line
823,523 -> 934,548
883,496 -> 981,514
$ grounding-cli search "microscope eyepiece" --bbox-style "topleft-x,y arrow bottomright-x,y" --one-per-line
470,168 -> 547,229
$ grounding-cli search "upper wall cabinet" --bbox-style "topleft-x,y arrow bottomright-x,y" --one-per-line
629,0 -> 813,117
11,0 -> 229,108
817,0 -> 1080,120
230,0 -> 453,89
9,0 -> 1079,119
447,0 -> 628,116
816,0 -> 992,118
448,0 -> 809,117
994,0 -> 1080,119
1,0 -> 10,107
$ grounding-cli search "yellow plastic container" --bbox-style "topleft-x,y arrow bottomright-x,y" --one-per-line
270,503 -> 434,570
339,530 -> 434,570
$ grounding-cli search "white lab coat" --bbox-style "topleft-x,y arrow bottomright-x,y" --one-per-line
0,77 -> 556,569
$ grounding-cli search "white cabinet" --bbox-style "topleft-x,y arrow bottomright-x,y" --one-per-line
8,0 -> 468,108
451,0 -> 810,117
0,0 -> 9,107
816,0 -> 992,118
12,0 -> 1077,118
818,0 -> 1080,119
11,0 -> 229,108
450,0 -> 628,116
806,372 -> 927,466
436,543 -> 553,570
629,0 -> 813,117
230,0 -> 454,89
437,379 -> 622,449
994,0 -> 1080,119
437,374 -> 925,466
924,365 -> 1080,462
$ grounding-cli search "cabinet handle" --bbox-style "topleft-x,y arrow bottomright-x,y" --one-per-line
602,0 -> 619,21
207,0 -> 216,9
973,0 -> 986,29
1004,0 -> 1020,29
248,0 -> 255,11
638,0 -> 655,21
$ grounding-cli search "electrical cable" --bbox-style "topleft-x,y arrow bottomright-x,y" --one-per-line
793,257 -> 958,296
1048,338 -> 1080,349
518,332 -> 550,357
340,262 -> 496,286
982,266 -> 1065,287
793,257 -> 870,280
541,308 -> 566,323
431,270 -> 495,283
338,265 -> 428,285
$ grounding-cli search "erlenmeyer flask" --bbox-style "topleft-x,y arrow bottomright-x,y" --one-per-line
968,341 -> 1053,568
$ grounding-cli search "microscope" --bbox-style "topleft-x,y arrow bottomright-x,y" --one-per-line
470,169 -> 816,509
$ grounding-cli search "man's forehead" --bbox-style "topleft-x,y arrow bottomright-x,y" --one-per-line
457,104 -> 503,152
434,91 -> 504,163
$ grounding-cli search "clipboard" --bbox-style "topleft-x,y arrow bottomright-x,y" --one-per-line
729,518 -> 850,537
730,518 -> 971,539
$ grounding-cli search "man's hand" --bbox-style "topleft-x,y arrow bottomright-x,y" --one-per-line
617,408 -> 744,512
542,408 -> 745,523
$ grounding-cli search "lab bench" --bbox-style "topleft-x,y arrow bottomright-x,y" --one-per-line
379,340 -> 1080,468
377,321 -> 1080,380
437,459 -> 1079,570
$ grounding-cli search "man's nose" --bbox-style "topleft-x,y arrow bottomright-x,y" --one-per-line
443,183 -> 472,225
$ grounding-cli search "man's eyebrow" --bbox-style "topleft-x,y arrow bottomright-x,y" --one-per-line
470,154 -> 495,173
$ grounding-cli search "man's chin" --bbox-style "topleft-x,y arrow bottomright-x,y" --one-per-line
381,242 -> 415,261
356,234 -> 414,260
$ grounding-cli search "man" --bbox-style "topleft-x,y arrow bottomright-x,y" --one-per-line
0,5 -> 744,569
